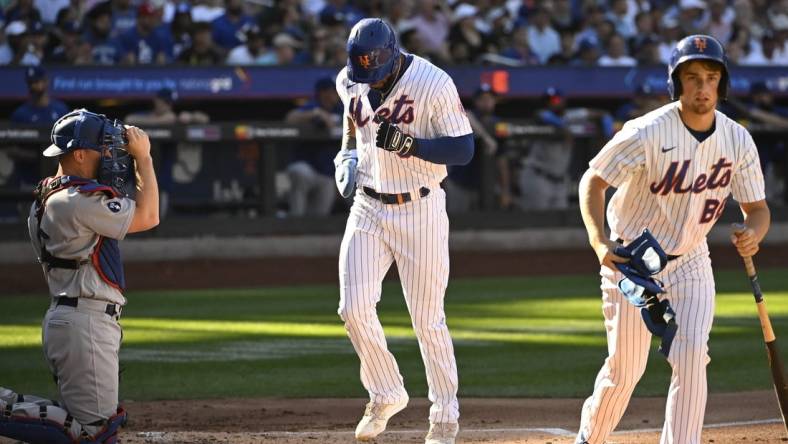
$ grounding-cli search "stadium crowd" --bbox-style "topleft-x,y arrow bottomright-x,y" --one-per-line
0,0 -> 786,67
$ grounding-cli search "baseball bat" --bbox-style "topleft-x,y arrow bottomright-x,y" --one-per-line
741,255 -> 788,433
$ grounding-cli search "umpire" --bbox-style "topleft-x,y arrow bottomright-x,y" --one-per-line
0,109 -> 158,444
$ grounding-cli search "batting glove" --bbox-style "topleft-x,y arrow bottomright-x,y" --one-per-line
333,149 -> 358,198
375,120 -> 417,157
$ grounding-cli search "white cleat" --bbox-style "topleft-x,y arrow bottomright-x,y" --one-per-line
425,422 -> 459,444
354,397 -> 408,441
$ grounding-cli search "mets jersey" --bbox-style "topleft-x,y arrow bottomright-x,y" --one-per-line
335,54 -> 472,193
590,101 -> 765,255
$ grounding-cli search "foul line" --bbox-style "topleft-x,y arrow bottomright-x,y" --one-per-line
136,418 -> 782,440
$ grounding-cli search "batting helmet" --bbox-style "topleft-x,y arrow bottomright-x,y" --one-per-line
667,34 -> 729,101
346,18 -> 399,84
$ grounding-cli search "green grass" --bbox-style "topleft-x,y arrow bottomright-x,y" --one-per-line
1,269 -> 787,401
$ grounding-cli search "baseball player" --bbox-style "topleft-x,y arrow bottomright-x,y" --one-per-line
0,109 -> 159,444
575,35 -> 770,444
333,18 -> 474,444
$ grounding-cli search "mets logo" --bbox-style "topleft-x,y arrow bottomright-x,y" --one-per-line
694,36 -> 707,52
358,54 -> 372,69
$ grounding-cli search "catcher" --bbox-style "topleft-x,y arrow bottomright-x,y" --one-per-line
0,109 -> 159,444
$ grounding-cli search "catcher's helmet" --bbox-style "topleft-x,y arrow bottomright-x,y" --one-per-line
346,18 -> 399,84
667,34 -> 729,101
44,109 -> 111,157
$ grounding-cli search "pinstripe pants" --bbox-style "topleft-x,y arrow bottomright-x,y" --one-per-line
338,187 -> 459,424
577,242 -> 715,444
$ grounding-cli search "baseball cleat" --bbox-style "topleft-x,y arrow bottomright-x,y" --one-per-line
354,397 -> 408,441
425,422 -> 458,444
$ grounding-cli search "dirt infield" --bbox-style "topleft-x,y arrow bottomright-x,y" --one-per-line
113,391 -> 784,443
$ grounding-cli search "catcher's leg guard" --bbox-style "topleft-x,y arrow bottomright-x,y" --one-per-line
0,401 -> 82,444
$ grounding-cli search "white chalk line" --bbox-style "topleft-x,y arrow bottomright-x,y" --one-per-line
135,417 -> 782,440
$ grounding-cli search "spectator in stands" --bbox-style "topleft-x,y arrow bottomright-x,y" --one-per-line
50,0 -> 82,27
170,1 -> 193,59
125,87 -> 209,218
708,0 -> 735,44
192,0 -> 225,23
632,34 -> 662,65
319,0 -> 365,29
657,14 -> 682,64
527,8 -> 561,64
598,33 -> 636,66
259,32 -> 302,66
49,21 -> 91,64
304,25 -> 337,66
547,30 -> 577,65
742,31 -> 788,65
11,66 -> 69,124
118,2 -> 173,64
606,0 -> 636,39
84,2 -> 120,65
677,0 -> 710,36
629,10 -> 657,51
446,83 -> 507,212
571,38 -> 600,66
574,5 -> 605,50
5,0 -> 42,24
500,22 -> 540,65
226,24 -> 266,65
27,20 -> 48,62
177,21 -> 223,65
35,0 -> 68,24
408,0 -> 451,63
283,77 -> 340,217
111,0 -> 137,38
551,0 -> 579,32
211,0 -> 255,50
3,21 -> 41,65
449,4 -> 493,64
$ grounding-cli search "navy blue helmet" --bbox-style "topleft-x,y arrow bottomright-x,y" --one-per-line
667,34 -> 729,101
346,18 -> 400,84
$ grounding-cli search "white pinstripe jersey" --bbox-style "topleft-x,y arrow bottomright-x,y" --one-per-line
335,55 -> 472,193
591,101 -> 765,255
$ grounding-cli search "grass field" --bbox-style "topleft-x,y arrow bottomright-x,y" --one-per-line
1,269 -> 787,402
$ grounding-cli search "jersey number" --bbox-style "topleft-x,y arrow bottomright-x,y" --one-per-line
699,197 -> 727,224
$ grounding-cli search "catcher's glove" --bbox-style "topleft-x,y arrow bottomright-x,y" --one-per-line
376,120 -> 417,157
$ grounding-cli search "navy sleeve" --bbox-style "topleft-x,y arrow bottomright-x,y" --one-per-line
412,133 -> 474,166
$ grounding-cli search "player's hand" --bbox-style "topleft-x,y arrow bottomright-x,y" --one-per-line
592,238 -> 629,270
124,126 -> 151,160
731,223 -> 759,257
376,120 -> 417,157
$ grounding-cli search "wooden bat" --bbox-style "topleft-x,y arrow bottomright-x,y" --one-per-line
741,255 -> 788,433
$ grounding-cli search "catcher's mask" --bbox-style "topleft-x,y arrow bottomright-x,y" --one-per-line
45,109 -> 136,199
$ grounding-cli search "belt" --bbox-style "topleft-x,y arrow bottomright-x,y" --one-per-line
615,238 -> 681,261
55,297 -> 121,318
362,186 -> 430,205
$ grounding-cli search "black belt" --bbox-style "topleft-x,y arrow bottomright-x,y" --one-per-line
362,186 -> 430,205
615,238 -> 680,261
55,297 -> 120,317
